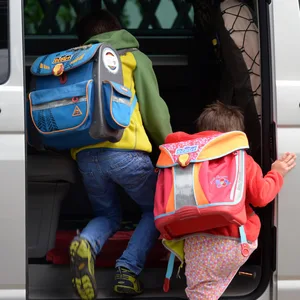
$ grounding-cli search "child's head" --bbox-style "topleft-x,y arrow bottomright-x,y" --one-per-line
196,101 -> 245,133
76,10 -> 122,44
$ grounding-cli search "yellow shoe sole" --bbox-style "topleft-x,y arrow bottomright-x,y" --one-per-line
70,238 -> 97,300
113,284 -> 143,295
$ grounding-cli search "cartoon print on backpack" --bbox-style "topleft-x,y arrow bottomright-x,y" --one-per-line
213,175 -> 231,188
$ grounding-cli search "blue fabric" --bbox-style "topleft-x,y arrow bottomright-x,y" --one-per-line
31,80 -> 90,106
76,149 -> 160,275
29,44 -> 135,150
31,43 -> 101,76
29,46 -> 97,150
35,62 -> 94,90
40,128 -> 105,150
165,252 -> 175,280
29,80 -> 96,150
239,225 -> 247,244
102,81 -> 136,130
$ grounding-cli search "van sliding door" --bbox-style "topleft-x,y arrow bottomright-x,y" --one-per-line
272,0 -> 300,299
0,0 -> 26,299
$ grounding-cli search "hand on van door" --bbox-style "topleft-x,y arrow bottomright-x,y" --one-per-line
245,154 -> 294,208
271,152 -> 297,177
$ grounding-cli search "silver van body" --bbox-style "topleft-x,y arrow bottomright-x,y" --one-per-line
0,0 -> 299,299
0,0 -> 26,299
272,0 -> 300,299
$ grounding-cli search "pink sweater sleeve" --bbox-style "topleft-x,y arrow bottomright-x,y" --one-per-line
246,155 -> 284,207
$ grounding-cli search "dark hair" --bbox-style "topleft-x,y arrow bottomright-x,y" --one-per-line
196,101 -> 245,132
76,10 -> 122,44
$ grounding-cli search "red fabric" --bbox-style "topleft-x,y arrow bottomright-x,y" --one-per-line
46,230 -> 172,267
154,168 -> 173,217
199,155 -> 239,203
164,131 -> 284,242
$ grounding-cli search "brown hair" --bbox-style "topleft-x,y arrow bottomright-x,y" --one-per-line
196,101 -> 245,132
76,10 -> 122,44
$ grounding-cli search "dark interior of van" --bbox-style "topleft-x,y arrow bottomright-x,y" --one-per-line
23,0 -> 276,299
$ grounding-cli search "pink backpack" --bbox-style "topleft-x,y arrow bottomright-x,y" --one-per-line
154,130 -> 251,249
154,131 -> 251,290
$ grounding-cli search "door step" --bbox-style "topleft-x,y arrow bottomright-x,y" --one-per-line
28,265 -> 185,299
28,264 -> 261,299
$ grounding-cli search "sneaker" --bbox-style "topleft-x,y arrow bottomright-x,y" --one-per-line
113,267 -> 143,295
70,237 -> 97,300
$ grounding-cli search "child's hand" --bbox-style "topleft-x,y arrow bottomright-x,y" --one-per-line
271,152 -> 297,177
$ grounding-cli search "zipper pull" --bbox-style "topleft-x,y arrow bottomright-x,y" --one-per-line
176,262 -> 184,279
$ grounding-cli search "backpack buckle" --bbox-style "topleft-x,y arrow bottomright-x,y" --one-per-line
178,154 -> 191,167
52,63 -> 64,76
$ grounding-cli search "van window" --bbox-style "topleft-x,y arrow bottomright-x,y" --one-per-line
24,0 -> 194,35
0,0 -> 9,83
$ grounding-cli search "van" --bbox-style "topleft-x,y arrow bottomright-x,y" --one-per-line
0,0 -> 299,299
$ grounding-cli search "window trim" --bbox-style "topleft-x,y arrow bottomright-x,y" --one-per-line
23,0 -> 194,36
0,0 -> 10,85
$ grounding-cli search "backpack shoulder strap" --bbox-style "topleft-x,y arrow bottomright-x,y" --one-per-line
117,47 -> 138,56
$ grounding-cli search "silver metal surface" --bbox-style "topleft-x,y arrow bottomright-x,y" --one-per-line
0,1 -> 26,299
273,0 -> 300,299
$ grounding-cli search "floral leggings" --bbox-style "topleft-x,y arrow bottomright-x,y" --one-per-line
184,235 -> 257,300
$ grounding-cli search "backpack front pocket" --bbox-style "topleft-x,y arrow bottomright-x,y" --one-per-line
29,80 -> 94,135
102,80 -> 136,130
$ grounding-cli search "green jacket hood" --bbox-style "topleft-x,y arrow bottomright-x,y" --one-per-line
84,29 -> 139,50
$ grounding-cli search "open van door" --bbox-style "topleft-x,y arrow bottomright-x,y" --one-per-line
0,0 -> 26,299
272,0 -> 300,299
22,0 -> 276,299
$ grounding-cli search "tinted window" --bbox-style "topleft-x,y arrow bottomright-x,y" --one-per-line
24,0 -> 194,35
0,0 -> 9,83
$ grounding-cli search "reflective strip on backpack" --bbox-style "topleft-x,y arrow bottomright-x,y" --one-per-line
31,97 -> 86,111
230,150 -> 245,202
174,165 -> 197,210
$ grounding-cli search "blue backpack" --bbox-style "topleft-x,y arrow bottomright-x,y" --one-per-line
28,43 -> 137,150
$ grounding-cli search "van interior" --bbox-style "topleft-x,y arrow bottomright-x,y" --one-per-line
23,0 -> 275,299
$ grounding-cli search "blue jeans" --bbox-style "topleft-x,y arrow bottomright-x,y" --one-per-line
76,149 -> 159,275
